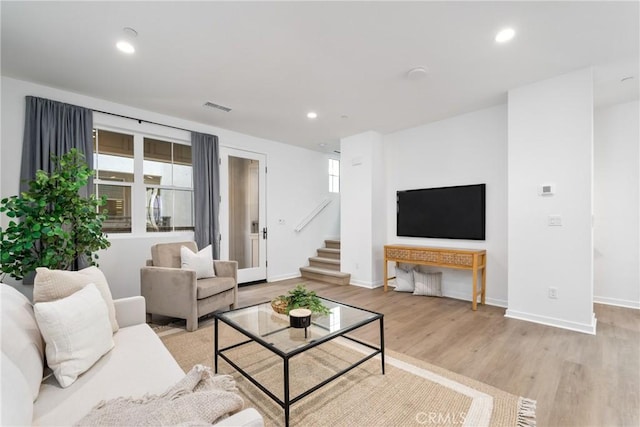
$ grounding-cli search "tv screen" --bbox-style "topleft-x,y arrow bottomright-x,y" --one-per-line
397,184 -> 486,240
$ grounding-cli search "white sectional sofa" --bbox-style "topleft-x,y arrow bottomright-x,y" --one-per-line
0,284 -> 263,426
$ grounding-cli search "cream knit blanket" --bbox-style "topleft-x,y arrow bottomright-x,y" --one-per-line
75,365 -> 244,426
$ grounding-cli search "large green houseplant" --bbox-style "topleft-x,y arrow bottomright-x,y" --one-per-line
0,149 -> 111,281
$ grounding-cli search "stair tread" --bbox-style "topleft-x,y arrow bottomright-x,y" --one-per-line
324,239 -> 341,244
309,256 -> 340,264
300,266 -> 350,278
317,248 -> 340,253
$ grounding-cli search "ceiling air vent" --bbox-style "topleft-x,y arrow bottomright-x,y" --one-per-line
203,101 -> 232,113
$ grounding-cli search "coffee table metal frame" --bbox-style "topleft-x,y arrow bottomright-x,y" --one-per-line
214,297 -> 385,427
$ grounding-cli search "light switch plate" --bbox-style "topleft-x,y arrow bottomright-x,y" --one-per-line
548,215 -> 562,226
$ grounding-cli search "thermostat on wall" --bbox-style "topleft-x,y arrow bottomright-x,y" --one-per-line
539,183 -> 556,196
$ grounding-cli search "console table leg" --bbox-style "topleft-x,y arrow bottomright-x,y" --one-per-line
383,260 -> 388,292
472,268 -> 478,311
481,267 -> 487,305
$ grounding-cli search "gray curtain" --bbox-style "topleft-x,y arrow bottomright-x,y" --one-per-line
191,132 -> 221,258
20,96 -> 94,195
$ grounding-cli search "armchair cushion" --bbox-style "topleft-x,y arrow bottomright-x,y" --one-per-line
197,277 -> 236,300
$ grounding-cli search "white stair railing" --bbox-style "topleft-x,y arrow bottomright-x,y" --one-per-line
294,198 -> 332,232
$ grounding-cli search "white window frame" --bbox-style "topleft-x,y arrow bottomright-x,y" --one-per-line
93,113 -> 194,236
329,158 -> 340,193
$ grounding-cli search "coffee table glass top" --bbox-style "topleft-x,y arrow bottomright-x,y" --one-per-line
217,297 -> 380,354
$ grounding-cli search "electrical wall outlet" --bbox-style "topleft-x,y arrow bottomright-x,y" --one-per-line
548,287 -> 558,299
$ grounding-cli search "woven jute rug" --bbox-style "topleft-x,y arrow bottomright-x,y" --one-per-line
160,325 -> 536,427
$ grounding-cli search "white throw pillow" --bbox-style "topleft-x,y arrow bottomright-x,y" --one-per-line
181,244 -> 216,279
34,266 -> 119,332
394,268 -> 415,292
412,270 -> 443,297
34,283 -> 115,388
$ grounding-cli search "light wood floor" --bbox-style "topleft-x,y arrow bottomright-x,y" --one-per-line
236,278 -> 640,427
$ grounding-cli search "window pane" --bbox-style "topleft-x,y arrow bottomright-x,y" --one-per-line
174,144 -> 191,165
146,188 -> 194,232
330,176 -> 340,193
96,184 -> 131,233
329,159 -> 340,193
144,138 -> 172,185
173,190 -> 194,231
173,164 -> 193,188
173,144 -> 192,187
143,138 -> 172,162
93,130 -> 134,182
329,159 -> 340,176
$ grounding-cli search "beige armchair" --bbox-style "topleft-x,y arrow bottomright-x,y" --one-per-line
140,241 -> 238,332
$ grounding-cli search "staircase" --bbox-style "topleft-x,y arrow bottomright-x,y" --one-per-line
300,239 -> 351,285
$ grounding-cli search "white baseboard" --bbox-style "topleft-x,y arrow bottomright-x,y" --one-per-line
505,309 -> 597,335
267,273 -> 301,283
384,282 -> 507,308
593,295 -> 640,309
349,279 -> 383,289
443,289 -> 507,308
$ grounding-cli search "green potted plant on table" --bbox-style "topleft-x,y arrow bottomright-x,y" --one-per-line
0,149 -> 110,282
271,284 -> 330,316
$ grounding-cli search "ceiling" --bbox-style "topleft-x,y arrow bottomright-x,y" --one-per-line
2,1 -> 638,153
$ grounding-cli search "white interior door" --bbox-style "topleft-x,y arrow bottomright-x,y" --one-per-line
219,148 -> 267,283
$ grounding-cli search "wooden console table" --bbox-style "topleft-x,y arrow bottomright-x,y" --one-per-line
383,244 -> 487,310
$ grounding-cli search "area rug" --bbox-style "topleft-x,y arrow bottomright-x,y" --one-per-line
160,326 -> 536,427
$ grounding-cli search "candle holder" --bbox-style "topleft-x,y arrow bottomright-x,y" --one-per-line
289,308 -> 312,338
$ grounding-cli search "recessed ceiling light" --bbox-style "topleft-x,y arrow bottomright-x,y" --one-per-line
116,41 -> 135,54
406,67 -> 429,80
116,27 -> 138,54
307,112 -> 318,119
319,143 -> 327,147
495,28 -> 516,43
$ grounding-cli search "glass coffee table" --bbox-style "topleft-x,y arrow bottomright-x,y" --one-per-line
214,297 -> 384,427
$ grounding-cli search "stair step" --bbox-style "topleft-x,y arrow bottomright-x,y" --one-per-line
309,256 -> 340,271
317,247 -> 340,259
300,266 -> 350,286
324,239 -> 341,250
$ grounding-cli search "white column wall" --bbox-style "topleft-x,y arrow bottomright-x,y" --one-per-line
506,68 -> 596,333
340,131 -> 384,287
1,77 -> 339,298
594,100 -> 640,309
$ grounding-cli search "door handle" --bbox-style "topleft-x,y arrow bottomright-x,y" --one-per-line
262,227 -> 267,239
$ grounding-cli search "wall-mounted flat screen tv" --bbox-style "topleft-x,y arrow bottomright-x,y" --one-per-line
397,184 -> 486,240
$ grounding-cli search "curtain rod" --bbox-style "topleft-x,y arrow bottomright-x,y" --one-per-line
92,109 -> 193,134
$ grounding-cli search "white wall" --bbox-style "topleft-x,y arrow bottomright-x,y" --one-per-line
594,100 -> 640,309
507,68 -> 596,334
383,105 -> 508,306
1,77 -> 339,298
340,131 -> 385,287
265,143 -> 341,282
